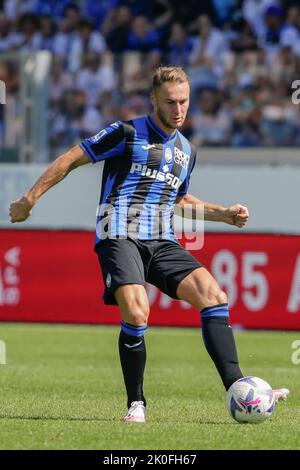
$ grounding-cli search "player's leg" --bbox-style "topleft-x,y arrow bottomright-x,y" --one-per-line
148,241 -> 242,391
148,241 -> 289,402
115,284 -> 149,422
176,267 -> 243,390
176,267 -> 290,401
96,239 -> 149,421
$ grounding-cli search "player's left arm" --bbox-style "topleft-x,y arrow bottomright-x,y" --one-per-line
175,193 -> 249,228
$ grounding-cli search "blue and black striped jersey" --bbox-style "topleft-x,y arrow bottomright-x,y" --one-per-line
80,115 -> 197,245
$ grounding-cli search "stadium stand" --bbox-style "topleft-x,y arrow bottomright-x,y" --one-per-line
1,0 -> 300,161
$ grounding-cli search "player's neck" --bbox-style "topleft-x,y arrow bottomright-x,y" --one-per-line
150,113 -> 176,137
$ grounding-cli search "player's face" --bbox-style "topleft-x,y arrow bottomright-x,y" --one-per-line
151,81 -> 190,133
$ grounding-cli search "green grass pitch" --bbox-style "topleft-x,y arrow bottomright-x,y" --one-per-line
0,323 -> 299,450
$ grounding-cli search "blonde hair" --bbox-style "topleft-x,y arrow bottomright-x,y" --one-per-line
152,66 -> 190,91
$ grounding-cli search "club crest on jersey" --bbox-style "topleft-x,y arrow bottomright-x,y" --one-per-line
174,147 -> 190,170
165,147 -> 173,163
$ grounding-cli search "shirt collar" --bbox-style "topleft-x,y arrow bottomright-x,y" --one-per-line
146,115 -> 178,142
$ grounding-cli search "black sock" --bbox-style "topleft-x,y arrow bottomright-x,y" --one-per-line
201,304 -> 243,390
119,321 -> 147,409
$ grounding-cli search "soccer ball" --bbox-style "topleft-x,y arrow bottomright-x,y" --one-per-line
227,376 -> 276,424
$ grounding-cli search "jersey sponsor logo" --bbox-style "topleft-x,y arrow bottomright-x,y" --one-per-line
142,144 -> 156,150
130,163 -> 181,189
90,129 -> 107,143
174,147 -> 190,170
165,147 -> 173,163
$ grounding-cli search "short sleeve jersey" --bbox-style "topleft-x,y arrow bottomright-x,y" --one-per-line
80,115 -> 196,246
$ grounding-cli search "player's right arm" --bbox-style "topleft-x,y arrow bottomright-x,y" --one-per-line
9,145 -> 90,223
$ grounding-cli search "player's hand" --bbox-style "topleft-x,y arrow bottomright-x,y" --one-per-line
223,204 -> 249,228
9,196 -> 34,223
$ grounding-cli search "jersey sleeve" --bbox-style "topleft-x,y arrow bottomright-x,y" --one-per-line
80,121 -> 125,163
177,151 -> 197,196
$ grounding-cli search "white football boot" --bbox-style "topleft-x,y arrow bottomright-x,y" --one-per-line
123,401 -> 146,423
272,388 -> 290,403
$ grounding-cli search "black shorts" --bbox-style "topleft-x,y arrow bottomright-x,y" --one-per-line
95,238 -> 203,305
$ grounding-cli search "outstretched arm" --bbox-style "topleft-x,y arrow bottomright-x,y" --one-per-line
175,193 -> 249,228
9,145 -> 90,223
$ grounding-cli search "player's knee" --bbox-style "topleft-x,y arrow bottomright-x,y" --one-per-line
125,309 -> 149,326
216,289 -> 228,305
205,286 -> 228,307
121,299 -> 149,325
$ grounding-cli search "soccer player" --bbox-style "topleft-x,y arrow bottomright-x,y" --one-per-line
9,66 -> 289,422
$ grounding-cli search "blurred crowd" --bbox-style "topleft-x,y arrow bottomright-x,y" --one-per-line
1,0 -> 300,155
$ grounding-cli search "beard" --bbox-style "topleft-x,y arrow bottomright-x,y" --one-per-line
157,107 -> 182,130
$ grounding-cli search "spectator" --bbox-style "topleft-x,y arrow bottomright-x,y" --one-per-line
234,50 -> 268,89
35,0 -> 70,22
127,15 -> 161,53
120,48 -> 161,94
9,13 -> 41,52
118,92 -> 150,120
85,0 -> 120,29
212,0 -> 236,26
242,0 -> 279,38
170,0 -> 215,26
231,85 -> 263,147
189,15 -> 229,77
1,0 -> 300,153
103,5 -> 132,54
165,22 -> 193,67
4,0 -> 36,21
119,0 -> 171,23
270,45 -> 297,84
120,51 -> 148,94
62,2 -> 82,31
68,19 -> 106,72
39,15 -> 57,52
260,84 -> 297,146
49,56 -> 74,104
50,89 -> 103,147
227,18 -> 258,53
51,3 -> 82,63
280,6 -> 300,55
258,5 -> 285,62
0,13 -> 11,52
76,51 -> 116,106
191,89 -> 232,146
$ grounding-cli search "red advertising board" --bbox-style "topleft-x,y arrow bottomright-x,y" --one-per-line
0,229 -> 299,329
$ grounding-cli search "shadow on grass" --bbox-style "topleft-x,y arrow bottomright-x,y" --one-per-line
0,415 -> 114,422
0,414 -> 238,425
